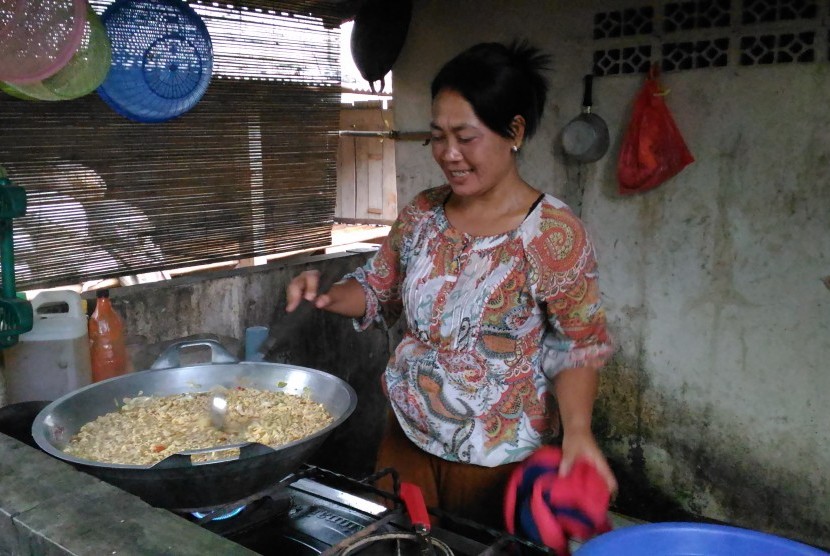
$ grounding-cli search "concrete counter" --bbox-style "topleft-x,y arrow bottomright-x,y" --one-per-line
0,433 -> 256,556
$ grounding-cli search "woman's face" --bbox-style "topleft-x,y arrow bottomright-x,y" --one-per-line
430,88 -> 518,198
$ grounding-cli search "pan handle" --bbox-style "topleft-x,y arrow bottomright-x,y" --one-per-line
400,482 -> 439,556
400,481 -> 431,531
582,74 -> 595,112
150,338 -> 239,370
152,441 -> 276,468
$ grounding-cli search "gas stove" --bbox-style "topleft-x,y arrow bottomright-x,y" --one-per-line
179,465 -> 554,555
0,401 -> 556,555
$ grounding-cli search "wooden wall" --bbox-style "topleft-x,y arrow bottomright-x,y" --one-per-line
335,107 -> 398,223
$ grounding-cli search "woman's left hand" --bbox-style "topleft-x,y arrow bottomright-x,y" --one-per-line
553,365 -> 618,496
560,429 -> 618,497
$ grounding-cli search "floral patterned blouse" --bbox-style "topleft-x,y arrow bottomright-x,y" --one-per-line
348,185 -> 614,467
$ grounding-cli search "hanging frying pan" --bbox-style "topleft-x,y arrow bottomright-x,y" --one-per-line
561,74 -> 610,163
350,0 -> 412,93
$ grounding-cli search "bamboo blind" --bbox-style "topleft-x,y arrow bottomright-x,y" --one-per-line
0,0 -> 343,290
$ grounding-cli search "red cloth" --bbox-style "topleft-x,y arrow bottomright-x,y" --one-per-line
504,446 -> 612,555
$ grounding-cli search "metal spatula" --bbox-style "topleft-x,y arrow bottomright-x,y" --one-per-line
209,393 -> 228,432
209,392 -> 249,434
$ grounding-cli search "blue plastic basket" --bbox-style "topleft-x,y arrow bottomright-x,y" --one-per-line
577,522 -> 828,556
97,0 -> 212,123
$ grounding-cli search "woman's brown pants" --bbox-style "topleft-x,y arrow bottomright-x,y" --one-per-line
374,410 -> 519,530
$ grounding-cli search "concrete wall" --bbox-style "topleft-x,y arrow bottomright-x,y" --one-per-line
391,0 -> 830,548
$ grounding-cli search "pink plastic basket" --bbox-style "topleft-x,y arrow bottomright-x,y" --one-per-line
0,0 -> 87,84
1,5 -> 111,100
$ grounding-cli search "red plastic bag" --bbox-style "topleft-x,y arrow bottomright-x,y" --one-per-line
617,65 -> 694,195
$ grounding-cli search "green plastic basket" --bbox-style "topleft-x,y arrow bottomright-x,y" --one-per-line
0,82 -> 41,101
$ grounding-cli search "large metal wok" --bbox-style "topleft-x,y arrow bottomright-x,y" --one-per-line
32,339 -> 357,511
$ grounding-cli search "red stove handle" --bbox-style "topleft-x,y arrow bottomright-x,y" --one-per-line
400,481 -> 431,531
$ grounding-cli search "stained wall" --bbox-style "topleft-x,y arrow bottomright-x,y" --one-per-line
390,0 -> 830,547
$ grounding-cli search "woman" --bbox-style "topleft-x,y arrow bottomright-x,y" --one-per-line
286,40 -> 616,528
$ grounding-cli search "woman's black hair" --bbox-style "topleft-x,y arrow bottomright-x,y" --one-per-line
430,39 -> 551,140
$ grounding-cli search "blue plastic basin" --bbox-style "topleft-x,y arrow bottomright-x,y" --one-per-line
577,522 -> 828,556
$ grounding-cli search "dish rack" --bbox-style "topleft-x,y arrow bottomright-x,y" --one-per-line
0,168 -> 33,348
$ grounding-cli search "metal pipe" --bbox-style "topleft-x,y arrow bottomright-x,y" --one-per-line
338,130 -> 431,143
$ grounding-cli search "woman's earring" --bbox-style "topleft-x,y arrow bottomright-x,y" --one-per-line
511,145 -> 519,153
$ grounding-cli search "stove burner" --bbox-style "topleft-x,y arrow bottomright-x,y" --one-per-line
181,466 -> 554,555
191,505 -> 246,521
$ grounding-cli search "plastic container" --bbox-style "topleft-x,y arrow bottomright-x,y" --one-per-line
0,0 -> 87,84
88,289 -> 130,382
244,325 -> 269,361
577,522 -> 828,556
2,290 -> 92,403
2,6 -> 112,101
97,0 -> 213,122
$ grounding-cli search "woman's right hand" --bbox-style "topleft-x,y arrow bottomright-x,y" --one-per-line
285,270 -> 332,312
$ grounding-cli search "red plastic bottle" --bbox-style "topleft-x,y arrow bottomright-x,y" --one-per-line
88,289 -> 130,382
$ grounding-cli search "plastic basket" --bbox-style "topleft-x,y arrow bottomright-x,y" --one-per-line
577,522 -> 828,556
1,6 -> 111,101
97,0 -> 213,123
0,0 -> 87,84
0,81 -> 39,100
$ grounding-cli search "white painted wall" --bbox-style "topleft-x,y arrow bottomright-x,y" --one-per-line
390,0 -> 830,547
